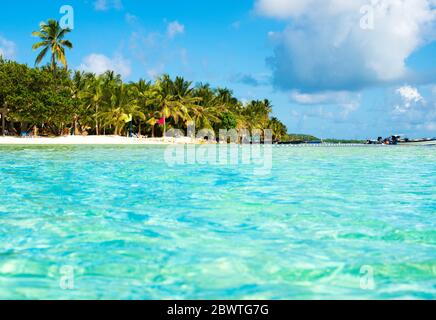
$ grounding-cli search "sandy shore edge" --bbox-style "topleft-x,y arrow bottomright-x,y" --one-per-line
0,136 -> 206,145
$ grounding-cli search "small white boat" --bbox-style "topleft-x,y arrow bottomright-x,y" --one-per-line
367,135 -> 436,146
398,138 -> 436,146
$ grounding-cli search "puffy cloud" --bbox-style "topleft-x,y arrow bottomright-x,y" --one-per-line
256,0 -> 435,92
0,36 -> 16,60
94,0 -> 123,11
397,85 -> 424,104
167,21 -> 185,38
389,85 -> 436,134
393,85 -> 425,114
79,54 -> 131,78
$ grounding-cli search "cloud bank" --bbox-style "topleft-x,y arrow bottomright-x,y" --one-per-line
256,0 -> 435,93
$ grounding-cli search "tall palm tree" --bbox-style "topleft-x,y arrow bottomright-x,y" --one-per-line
191,84 -> 221,129
153,75 -> 196,136
71,71 -> 87,134
132,79 -> 155,136
80,75 -> 105,135
32,19 -> 73,72
101,84 -> 143,136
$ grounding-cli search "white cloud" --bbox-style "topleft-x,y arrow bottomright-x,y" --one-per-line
397,85 -> 424,105
0,36 -> 16,60
94,0 -> 122,11
255,0 -> 313,18
290,90 -> 361,117
393,85 -> 425,114
79,54 -> 131,79
167,21 -> 185,38
256,0 -> 436,92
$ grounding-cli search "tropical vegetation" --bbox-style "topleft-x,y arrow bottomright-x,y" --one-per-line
0,18 -> 292,140
0,59 -> 290,139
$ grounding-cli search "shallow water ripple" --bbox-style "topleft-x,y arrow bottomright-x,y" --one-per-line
0,146 -> 435,299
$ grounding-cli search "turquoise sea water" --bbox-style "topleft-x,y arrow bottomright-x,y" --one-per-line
0,145 -> 435,300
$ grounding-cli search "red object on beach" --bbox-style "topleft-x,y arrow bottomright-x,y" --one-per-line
158,117 -> 165,125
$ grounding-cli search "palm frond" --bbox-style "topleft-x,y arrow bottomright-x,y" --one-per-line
32,41 -> 49,50
35,46 -> 49,66
60,40 -> 73,49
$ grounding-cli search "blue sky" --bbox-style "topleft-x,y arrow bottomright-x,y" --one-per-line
0,0 -> 435,139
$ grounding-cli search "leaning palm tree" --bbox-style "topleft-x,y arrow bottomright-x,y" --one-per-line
32,19 -> 73,72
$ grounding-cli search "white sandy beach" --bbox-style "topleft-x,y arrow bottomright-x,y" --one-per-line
0,135 -> 206,145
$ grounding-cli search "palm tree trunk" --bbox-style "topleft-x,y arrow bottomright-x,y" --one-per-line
95,104 -> 99,135
51,54 -> 56,73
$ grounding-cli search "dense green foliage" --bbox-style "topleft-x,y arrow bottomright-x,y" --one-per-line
281,134 -> 320,143
0,59 -> 74,135
0,58 -> 289,138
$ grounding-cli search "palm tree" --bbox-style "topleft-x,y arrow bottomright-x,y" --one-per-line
191,84 -> 221,129
153,75 -> 197,137
101,84 -> 143,136
32,19 -> 73,72
80,75 -> 105,135
242,99 -> 273,131
132,79 -> 154,136
71,71 -> 87,134
269,117 -> 288,141
214,88 -> 245,129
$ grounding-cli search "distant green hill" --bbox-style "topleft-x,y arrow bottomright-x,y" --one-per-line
279,134 -> 365,144
323,139 -> 366,144
281,134 -> 320,143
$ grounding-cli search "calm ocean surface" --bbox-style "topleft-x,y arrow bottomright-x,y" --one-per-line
0,145 -> 434,299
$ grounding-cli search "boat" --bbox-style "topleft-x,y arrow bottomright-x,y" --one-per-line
366,135 -> 436,146
397,138 -> 436,146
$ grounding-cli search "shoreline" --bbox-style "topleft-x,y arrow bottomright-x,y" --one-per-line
2,136 -> 432,147
0,135 -> 206,145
